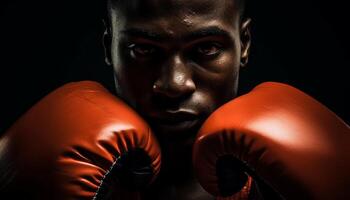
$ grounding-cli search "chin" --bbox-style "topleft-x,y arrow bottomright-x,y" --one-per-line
150,119 -> 203,146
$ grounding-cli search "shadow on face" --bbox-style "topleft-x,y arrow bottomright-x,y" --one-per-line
104,0 -> 251,144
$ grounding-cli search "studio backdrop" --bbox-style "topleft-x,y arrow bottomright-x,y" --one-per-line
0,0 -> 349,133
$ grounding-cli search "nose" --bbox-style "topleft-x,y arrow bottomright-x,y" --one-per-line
153,54 -> 196,99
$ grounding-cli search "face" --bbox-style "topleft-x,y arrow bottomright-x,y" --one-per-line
104,0 -> 251,144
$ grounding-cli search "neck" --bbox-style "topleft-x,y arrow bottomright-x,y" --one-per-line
143,140 -> 214,200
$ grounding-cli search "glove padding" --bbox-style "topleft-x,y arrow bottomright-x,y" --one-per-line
0,81 -> 161,200
193,82 -> 350,200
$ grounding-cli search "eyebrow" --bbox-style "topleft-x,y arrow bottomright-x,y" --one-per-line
121,28 -> 167,41
185,27 -> 232,41
120,26 -> 233,42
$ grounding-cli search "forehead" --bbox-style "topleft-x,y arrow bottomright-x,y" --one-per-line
110,0 -> 240,31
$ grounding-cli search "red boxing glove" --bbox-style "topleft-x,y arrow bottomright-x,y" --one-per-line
193,82 -> 350,200
0,81 -> 161,200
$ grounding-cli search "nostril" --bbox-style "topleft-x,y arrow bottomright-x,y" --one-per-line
152,75 -> 196,99
153,55 -> 196,99
152,91 -> 186,110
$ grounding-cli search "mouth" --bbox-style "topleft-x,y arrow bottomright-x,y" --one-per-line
147,109 -> 202,134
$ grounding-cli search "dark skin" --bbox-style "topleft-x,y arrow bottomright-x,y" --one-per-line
103,0 -> 251,199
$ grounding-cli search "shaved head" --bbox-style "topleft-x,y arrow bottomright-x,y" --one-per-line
106,0 -> 247,23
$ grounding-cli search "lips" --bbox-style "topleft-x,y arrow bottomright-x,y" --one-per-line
152,109 -> 198,123
147,109 -> 202,133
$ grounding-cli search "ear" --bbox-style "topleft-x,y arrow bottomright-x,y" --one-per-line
102,19 -> 112,66
240,18 -> 252,67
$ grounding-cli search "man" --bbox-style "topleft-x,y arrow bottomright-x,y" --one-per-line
102,0 -> 251,199
1,0 -> 251,198
1,0 -> 349,199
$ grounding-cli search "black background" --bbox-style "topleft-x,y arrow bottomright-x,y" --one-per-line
0,0 -> 349,134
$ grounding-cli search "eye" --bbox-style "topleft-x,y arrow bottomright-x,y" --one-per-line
128,43 -> 157,58
196,42 -> 222,57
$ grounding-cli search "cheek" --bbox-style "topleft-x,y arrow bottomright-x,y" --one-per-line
114,65 -> 155,106
193,52 -> 240,110
111,37 -> 155,107
217,52 -> 240,77
112,43 -> 155,108
199,50 -> 240,83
